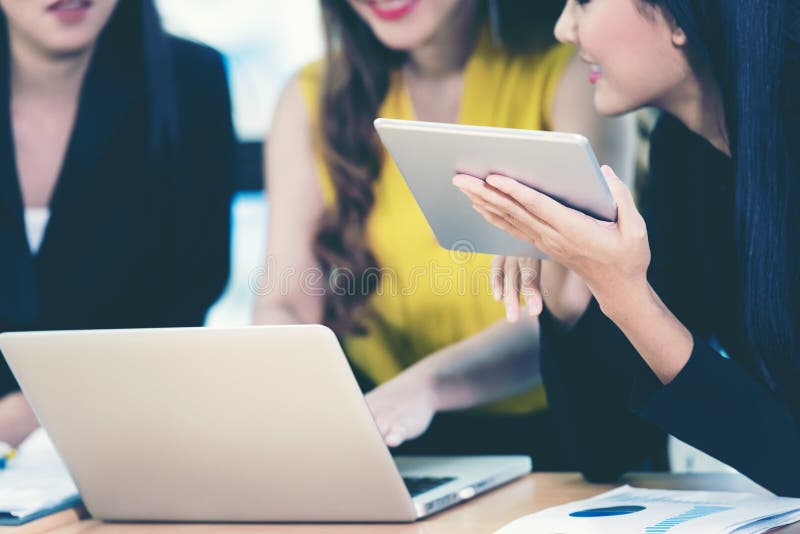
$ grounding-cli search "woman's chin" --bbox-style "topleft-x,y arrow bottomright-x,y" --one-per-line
593,88 -> 637,117
40,35 -> 97,58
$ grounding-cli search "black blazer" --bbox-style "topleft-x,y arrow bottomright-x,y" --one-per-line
540,114 -> 800,496
0,37 -> 234,395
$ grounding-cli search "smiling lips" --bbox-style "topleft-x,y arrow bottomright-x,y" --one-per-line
366,0 -> 421,21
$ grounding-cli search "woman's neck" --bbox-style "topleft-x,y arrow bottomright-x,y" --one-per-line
404,1 -> 482,79
664,75 -> 731,157
9,29 -> 94,105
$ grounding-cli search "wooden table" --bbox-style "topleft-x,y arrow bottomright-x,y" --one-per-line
13,473 -> 800,534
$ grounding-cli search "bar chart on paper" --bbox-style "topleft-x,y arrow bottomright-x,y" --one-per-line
496,485 -> 800,534
645,505 -> 733,532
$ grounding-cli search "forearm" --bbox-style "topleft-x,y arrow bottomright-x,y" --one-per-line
410,317 -> 541,412
541,261 -> 592,330
364,317 -> 540,447
599,283 -> 693,385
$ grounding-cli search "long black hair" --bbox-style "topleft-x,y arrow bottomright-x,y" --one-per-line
0,0 -> 179,173
644,1 -> 800,401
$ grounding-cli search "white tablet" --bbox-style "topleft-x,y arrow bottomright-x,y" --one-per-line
374,118 -> 617,258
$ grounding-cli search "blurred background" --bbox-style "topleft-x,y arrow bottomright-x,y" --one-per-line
154,0 -> 324,326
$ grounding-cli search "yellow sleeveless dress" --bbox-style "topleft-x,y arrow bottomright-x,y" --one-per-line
298,33 -> 574,414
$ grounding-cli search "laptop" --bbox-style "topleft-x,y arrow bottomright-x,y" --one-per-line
0,325 -> 531,522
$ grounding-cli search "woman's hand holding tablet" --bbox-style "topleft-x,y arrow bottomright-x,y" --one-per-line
453,166 -> 650,322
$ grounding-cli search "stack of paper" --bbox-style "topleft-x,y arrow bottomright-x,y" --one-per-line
0,429 -> 80,525
497,485 -> 800,534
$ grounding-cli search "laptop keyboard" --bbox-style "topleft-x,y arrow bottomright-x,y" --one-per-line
402,476 -> 457,497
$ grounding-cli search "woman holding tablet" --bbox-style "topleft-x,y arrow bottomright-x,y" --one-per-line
0,0 -> 233,445
253,0 -> 655,465
457,0 -> 800,494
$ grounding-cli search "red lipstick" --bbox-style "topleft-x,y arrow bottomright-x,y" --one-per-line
367,0 -> 420,21
589,65 -> 602,85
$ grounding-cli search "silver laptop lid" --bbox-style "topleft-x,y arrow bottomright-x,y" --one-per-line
0,326 -> 418,522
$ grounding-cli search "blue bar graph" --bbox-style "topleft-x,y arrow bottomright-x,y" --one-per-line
645,505 -> 734,532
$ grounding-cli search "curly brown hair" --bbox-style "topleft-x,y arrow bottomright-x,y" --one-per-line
315,0 -> 563,335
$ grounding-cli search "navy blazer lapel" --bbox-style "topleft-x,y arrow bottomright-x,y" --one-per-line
44,42 -> 140,237
0,42 -> 22,230
0,34 -> 38,326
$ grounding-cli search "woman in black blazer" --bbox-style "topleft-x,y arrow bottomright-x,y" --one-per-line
455,0 -> 800,496
0,0 -> 234,445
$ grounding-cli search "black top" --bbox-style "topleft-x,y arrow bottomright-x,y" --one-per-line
540,113 -> 800,496
0,37 -> 234,395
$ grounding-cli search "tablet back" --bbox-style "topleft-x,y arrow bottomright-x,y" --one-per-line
375,118 -> 617,258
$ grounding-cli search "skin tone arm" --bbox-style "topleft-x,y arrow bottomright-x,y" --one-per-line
251,76 -> 326,326
368,316 -> 542,447
369,53 -> 638,447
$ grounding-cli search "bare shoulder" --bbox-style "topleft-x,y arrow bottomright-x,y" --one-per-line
270,73 -> 313,146
265,72 -> 321,200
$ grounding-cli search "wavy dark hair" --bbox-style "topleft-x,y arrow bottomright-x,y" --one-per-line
0,0 -> 179,173
644,0 -> 800,402
315,0 -> 564,334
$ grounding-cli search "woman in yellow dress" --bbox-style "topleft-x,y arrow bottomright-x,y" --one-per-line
253,0 -> 638,466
